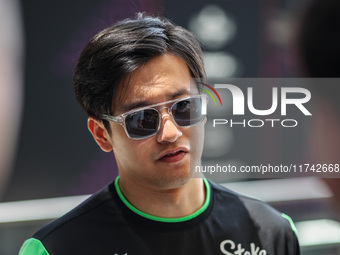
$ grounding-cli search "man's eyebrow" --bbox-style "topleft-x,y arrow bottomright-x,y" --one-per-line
119,101 -> 149,112
170,89 -> 190,99
119,89 -> 190,113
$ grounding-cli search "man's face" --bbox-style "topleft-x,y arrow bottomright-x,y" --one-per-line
107,54 -> 205,190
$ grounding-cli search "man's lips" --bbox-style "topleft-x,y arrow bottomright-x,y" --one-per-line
157,147 -> 189,163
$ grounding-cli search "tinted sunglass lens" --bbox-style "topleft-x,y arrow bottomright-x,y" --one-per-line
125,109 -> 159,139
173,98 -> 203,127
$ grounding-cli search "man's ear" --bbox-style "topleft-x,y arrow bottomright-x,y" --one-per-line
87,117 -> 113,152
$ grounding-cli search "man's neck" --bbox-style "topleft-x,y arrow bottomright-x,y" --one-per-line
117,177 -> 206,219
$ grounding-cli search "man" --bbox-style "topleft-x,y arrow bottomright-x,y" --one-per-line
19,14 -> 300,255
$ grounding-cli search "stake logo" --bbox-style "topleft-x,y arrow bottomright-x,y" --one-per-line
220,239 -> 267,255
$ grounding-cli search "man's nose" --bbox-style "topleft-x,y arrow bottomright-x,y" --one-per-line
156,108 -> 182,143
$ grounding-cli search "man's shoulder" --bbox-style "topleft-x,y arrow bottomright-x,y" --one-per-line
208,179 -> 299,254
208,180 -> 296,232
33,183 -> 117,241
210,179 -> 279,212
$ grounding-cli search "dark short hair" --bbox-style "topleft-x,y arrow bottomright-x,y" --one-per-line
73,14 -> 205,132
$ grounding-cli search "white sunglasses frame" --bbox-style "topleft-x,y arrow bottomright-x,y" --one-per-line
100,94 -> 206,140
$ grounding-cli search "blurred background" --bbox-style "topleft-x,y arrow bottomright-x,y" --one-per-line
0,0 -> 340,254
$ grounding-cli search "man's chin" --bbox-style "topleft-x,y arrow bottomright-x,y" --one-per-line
149,170 -> 193,190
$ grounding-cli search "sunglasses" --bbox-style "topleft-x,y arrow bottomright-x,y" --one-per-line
100,95 -> 205,140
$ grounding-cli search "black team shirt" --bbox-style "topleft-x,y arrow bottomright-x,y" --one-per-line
19,178 -> 300,255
